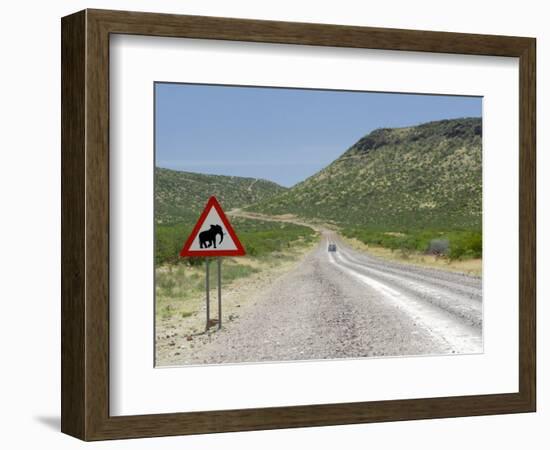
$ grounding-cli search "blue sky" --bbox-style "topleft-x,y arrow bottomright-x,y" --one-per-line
155,83 -> 481,187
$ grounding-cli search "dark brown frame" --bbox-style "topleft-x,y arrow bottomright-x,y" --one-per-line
61,9 -> 536,441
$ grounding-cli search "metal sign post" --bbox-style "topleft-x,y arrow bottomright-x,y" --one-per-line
205,258 -> 210,331
217,257 -> 222,329
204,258 -> 222,331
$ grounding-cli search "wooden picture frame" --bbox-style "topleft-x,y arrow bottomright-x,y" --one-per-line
61,9 -> 536,441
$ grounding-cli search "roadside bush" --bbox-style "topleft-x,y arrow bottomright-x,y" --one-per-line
448,232 -> 482,260
186,257 -> 204,267
155,223 -> 191,266
343,227 -> 482,261
428,239 -> 450,256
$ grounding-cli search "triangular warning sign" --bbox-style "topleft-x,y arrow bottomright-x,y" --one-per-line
179,196 -> 246,257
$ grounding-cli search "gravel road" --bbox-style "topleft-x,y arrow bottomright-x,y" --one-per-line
166,231 -> 482,366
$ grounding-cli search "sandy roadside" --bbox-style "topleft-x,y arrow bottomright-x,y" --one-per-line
155,242 -> 317,365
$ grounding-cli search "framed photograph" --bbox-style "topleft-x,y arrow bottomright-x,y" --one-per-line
61,9 -> 536,440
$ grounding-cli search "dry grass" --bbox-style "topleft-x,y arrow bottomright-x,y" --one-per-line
344,237 -> 482,277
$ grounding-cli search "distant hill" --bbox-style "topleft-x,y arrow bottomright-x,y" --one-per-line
155,168 -> 286,224
247,118 -> 482,230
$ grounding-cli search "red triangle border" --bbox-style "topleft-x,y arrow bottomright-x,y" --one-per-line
179,196 -> 246,257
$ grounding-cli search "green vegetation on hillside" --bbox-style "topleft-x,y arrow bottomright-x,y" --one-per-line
155,117 -> 483,275
248,118 -> 482,232
156,168 -> 286,224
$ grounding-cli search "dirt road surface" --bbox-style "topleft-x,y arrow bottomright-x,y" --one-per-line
161,230 -> 482,366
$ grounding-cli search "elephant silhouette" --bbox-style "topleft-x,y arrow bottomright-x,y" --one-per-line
199,224 -> 225,249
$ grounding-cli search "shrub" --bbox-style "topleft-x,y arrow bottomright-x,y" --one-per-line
448,232 -> 482,260
343,227 -> 481,261
428,239 -> 450,256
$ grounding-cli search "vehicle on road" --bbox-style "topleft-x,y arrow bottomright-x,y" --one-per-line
328,244 -> 337,252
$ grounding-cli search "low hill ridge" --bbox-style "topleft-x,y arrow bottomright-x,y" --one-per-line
155,168 -> 286,224
247,117 -> 482,230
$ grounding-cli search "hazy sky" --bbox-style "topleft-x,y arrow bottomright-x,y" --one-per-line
155,83 -> 481,187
